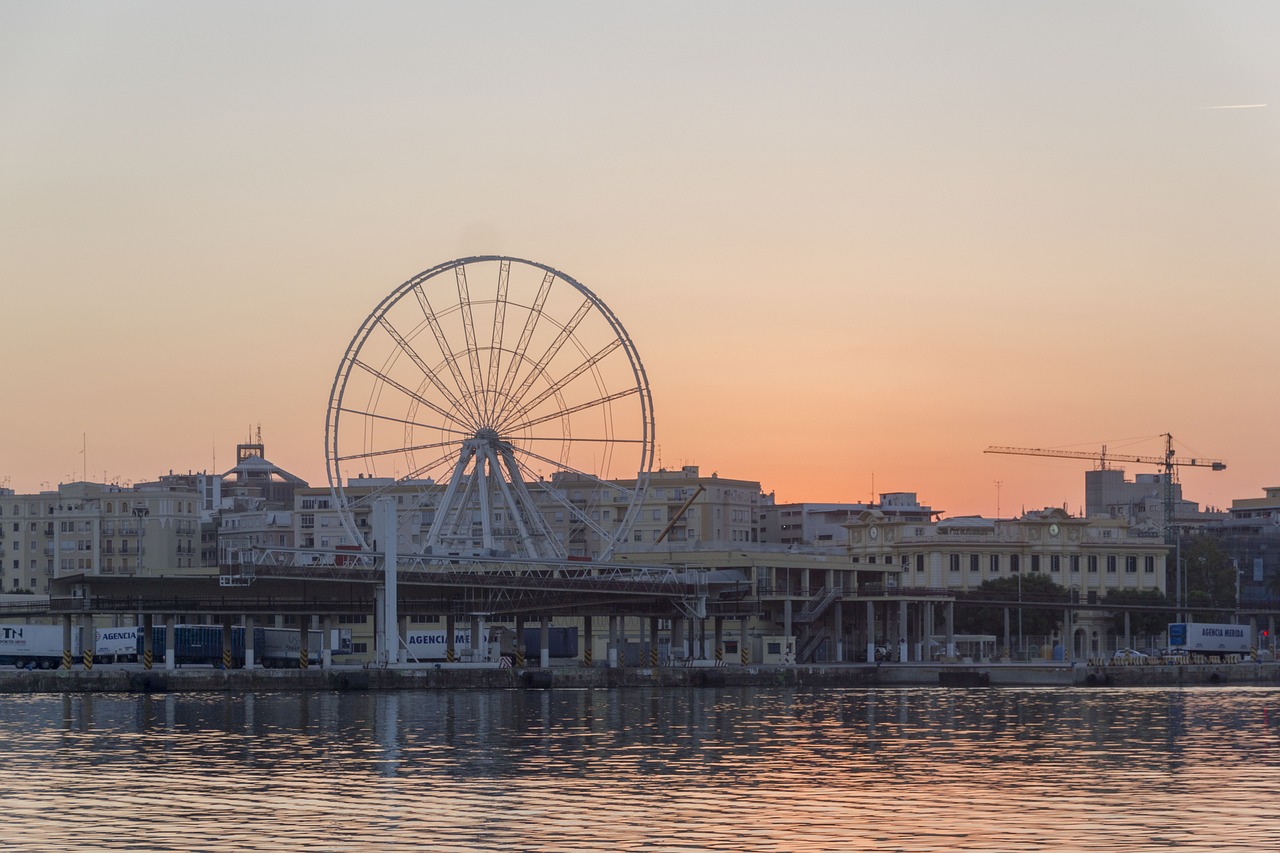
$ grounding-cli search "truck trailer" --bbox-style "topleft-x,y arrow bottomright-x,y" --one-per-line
1167,622 -> 1252,656
149,625 -> 353,668
1,625 -> 141,669
402,626 -> 574,662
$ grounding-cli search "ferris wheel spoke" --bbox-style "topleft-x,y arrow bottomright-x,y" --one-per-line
508,456 -> 615,542
494,338 -> 624,433
351,358 -> 473,430
517,435 -> 647,444
485,260 -> 511,423
375,316 -> 471,419
512,386 -> 639,433
336,438 -> 459,464
336,406 -> 474,439
412,284 -> 485,423
501,299 -> 593,422
495,270 -> 554,411
514,445 -> 640,501
361,448 -> 459,494
453,265 -> 487,412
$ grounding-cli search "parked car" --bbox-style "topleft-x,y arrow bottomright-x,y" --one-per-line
1112,648 -> 1149,661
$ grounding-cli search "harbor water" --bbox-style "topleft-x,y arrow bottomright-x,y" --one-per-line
3,686 -> 1279,851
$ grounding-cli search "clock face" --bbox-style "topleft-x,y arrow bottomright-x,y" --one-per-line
1049,523 -> 1060,536
869,526 -> 879,540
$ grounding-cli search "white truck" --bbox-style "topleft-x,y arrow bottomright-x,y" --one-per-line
403,627 -> 514,662
255,627 -> 353,668
1167,622 -> 1252,656
0,625 -> 140,669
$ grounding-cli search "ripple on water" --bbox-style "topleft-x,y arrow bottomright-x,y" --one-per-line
0,686 -> 1278,851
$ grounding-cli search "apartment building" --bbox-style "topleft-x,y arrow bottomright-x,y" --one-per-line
0,481 -> 202,591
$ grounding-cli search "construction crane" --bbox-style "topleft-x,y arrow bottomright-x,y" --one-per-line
984,433 -> 1225,542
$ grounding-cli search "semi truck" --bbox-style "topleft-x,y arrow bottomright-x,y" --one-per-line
1167,622 -> 1252,656
149,625 -> 353,668
402,626 -> 575,662
1,625 -> 141,669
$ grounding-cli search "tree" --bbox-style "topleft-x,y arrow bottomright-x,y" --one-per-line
1101,588 -> 1172,636
1177,535 -> 1238,620
954,574 -> 1067,640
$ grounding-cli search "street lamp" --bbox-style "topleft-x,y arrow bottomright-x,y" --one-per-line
131,506 -> 149,574
1233,558 -> 1241,626
1017,571 -> 1024,660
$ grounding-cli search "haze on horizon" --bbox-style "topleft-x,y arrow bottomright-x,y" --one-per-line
2,2 -> 1277,519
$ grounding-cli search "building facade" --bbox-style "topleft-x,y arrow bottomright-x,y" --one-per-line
0,481 -> 202,592
845,506 -> 1170,658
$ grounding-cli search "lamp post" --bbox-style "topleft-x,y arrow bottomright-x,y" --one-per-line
131,506 -> 149,574
1017,570 -> 1023,660
1234,558 -> 1241,626
1174,537 -> 1182,624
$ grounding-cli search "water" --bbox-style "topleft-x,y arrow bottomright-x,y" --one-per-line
3,686 -> 1279,851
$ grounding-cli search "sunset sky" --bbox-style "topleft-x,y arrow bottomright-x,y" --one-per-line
2,3 -> 1277,518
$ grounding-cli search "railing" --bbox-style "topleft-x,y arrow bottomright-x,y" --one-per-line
797,586 -> 840,622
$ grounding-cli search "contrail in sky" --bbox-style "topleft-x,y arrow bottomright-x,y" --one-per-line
1206,103 -> 1268,109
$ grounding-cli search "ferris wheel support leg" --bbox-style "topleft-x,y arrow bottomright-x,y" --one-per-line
373,497 -> 399,665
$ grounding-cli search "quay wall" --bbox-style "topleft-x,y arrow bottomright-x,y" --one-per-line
2,661 -> 1279,694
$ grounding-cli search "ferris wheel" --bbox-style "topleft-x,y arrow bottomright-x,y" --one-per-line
325,256 -> 655,561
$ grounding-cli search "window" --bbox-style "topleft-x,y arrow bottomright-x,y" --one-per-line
1144,555 -> 1155,573
916,554 -> 925,572
1107,556 -> 1117,573
1010,554 -> 1020,573
949,553 -> 960,572
970,554 -> 980,572
1071,555 -> 1080,573
1088,555 -> 1098,573
989,554 -> 1000,573
1050,555 -> 1060,573
1126,556 -> 1138,573
1030,555 -> 1041,572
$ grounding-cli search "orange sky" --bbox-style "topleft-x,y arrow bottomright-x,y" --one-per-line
2,3 -> 1277,518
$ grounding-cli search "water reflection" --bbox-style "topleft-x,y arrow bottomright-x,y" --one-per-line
1,687 -> 1278,850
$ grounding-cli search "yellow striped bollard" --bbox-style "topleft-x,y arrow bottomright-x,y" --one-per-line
741,645 -> 750,666
649,647 -> 658,667
515,646 -> 525,667
83,648 -> 93,670
299,649 -> 309,670
223,649 -> 233,670
715,645 -> 723,665
583,646 -> 592,667
143,649 -> 153,670
63,649 -> 73,670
